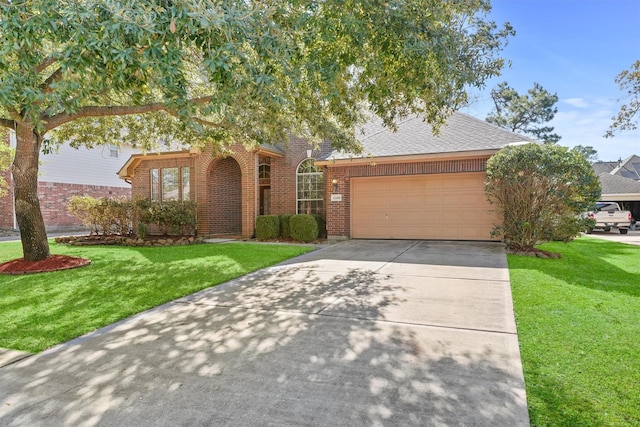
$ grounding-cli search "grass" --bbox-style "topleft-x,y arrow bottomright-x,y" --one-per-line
509,236 -> 640,426
0,240 -> 313,353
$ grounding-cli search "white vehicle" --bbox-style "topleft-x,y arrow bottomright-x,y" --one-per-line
586,202 -> 632,234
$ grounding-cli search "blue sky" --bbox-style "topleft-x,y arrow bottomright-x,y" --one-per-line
463,0 -> 640,161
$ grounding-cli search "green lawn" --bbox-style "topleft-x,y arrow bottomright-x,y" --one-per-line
0,240 -> 313,353
509,236 -> 640,426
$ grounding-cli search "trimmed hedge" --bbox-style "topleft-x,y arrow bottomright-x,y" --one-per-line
312,214 -> 326,238
280,214 -> 293,239
290,214 -> 319,242
255,215 -> 280,240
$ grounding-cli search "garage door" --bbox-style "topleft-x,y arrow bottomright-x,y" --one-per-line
351,172 -> 499,240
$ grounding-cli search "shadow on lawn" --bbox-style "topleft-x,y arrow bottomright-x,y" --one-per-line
0,245 -> 528,426
510,237 -> 640,298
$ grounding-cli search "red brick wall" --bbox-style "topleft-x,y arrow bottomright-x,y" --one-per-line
0,137 -> 132,231
325,157 -> 491,239
195,145 -> 255,237
129,138 -> 334,238
38,181 -> 131,231
209,157 -> 242,234
270,137 -> 333,216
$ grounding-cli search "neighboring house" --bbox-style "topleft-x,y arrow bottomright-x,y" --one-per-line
118,112 -> 532,241
0,131 -> 137,231
594,155 -> 640,222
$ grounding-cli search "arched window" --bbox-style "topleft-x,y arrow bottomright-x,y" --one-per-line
296,158 -> 324,215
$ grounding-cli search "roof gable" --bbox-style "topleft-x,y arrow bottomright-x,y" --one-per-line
611,154 -> 640,180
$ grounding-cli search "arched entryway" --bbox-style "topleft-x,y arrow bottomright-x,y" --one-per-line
209,157 -> 242,235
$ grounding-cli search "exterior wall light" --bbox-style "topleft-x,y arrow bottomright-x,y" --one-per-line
332,178 -> 338,191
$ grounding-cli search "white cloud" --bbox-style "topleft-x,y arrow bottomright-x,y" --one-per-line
562,98 -> 590,108
553,100 -> 639,161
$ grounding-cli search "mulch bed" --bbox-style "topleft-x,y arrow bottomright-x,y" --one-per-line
0,255 -> 91,275
507,247 -> 561,258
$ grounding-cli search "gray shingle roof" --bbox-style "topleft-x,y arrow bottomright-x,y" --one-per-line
599,172 -> 640,195
592,161 -> 618,175
319,112 -> 535,161
611,154 -> 640,180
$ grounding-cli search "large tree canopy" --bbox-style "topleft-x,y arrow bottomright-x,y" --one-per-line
606,60 -> 640,138
0,0 -> 513,261
486,81 -> 560,143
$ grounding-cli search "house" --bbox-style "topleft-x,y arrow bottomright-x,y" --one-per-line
593,155 -> 640,221
0,131 -> 138,231
117,112 -> 533,241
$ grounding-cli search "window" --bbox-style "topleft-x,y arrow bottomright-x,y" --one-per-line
109,144 -> 119,158
258,159 -> 271,186
162,168 -> 179,201
150,169 -> 159,201
151,167 -> 191,201
296,158 -> 324,215
181,167 -> 190,201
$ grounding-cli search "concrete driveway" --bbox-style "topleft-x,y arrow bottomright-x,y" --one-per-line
584,229 -> 640,246
0,240 -> 529,426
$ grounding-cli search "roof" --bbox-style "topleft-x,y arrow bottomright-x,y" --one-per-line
117,149 -> 198,180
599,172 -> 640,195
318,112 -> 535,162
611,154 -> 640,180
592,161 -> 618,175
117,144 -> 283,180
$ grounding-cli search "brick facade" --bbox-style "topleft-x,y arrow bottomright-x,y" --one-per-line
39,182 -> 131,231
1,178 -> 131,231
324,157 -> 491,239
127,138 -> 333,238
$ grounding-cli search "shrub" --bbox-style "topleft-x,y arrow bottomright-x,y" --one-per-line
279,214 -> 293,238
312,214 -> 326,238
134,198 -> 197,237
255,215 -> 280,240
485,143 -> 601,251
101,197 -> 132,235
68,195 -> 132,235
290,214 -> 318,242
69,196 -> 197,238
68,195 -> 101,235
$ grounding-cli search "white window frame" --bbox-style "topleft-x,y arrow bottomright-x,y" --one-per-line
296,158 -> 324,215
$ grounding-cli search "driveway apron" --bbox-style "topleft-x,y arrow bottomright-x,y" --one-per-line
0,240 -> 529,426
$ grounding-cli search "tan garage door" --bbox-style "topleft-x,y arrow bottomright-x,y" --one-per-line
351,172 -> 499,240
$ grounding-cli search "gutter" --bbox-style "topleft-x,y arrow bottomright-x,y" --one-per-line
315,149 -> 499,167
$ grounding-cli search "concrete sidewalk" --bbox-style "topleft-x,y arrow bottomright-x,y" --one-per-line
0,240 -> 529,426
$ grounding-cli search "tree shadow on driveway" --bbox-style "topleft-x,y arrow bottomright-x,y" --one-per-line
0,243 -> 528,426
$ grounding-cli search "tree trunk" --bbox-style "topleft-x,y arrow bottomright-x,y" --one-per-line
12,123 -> 50,261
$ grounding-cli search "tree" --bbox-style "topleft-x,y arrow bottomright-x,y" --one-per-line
572,145 -> 598,163
485,143 -> 600,253
486,82 -> 560,143
0,0 -> 513,261
606,60 -> 640,138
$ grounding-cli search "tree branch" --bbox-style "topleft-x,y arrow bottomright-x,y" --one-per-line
43,96 -> 216,131
36,55 -> 58,74
40,67 -> 64,93
0,118 -> 16,129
